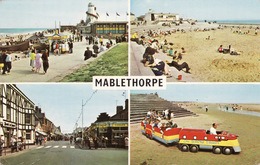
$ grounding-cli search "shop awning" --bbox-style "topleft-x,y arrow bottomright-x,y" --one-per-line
48,33 -> 68,40
36,131 -> 48,136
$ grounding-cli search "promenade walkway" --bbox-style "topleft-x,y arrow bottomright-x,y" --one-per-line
0,39 -> 114,82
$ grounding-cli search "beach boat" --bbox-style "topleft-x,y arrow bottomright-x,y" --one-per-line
33,43 -> 49,50
0,40 -> 29,51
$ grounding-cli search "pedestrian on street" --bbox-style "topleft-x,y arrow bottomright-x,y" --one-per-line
44,137 -> 47,146
87,137 -> 91,149
0,135 -> 4,156
40,137 -> 44,145
93,136 -> 98,149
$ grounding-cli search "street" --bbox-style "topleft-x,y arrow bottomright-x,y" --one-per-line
0,141 -> 128,165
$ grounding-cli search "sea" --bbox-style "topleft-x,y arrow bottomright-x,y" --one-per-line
0,28 -> 49,37
198,20 -> 260,25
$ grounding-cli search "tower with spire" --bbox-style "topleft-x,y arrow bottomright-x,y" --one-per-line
86,2 -> 99,25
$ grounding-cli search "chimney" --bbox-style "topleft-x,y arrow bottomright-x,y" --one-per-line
125,99 -> 128,110
116,106 -> 123,114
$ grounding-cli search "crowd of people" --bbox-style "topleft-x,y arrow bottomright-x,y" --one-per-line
0,135 -> 28,156
132,31 -> 191,76
0,49 -> 12,75
218,45 -> 241,55
142,109 -> 178,135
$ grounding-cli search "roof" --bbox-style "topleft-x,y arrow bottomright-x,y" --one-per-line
93,21 -> 128,24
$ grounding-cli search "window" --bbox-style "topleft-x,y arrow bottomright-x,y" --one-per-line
0,101 -> 3,117
6,105 -> 11,121
25,114 -> 31,124
6,86 -> 11,101
26,130 -> 31,140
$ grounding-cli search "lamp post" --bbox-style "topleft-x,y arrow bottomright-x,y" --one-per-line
81,100 -> 84,145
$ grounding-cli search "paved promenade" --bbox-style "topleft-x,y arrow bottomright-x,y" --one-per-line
0,39 -> 113,82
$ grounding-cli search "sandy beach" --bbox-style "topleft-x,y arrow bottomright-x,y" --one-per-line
131,23 -> 260,82
130,103 -> 260,165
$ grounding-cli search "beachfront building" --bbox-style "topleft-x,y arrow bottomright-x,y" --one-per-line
0,84 -> 36,148
77,2 -> 128,36
140,9 -> 180,25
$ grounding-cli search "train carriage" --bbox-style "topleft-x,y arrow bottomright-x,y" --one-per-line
141,122 -> 181,145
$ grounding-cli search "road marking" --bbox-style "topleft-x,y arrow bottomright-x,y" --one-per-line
36,146 -> 44,149
70,146 -> 75,149
53,146 -> 59,148
45,146 -> 51,148
62,146 -> 67,148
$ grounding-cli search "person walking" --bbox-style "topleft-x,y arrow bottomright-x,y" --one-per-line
0,50 -> 5,74
35,50 -> 42,73
41,49 -> 49,73
30,50 -> 36,71
5,51 -> 12,74
69,41 -> 73,53
0,135 -> 4,156
1,50 -> 7,75
93,136 -> 98,149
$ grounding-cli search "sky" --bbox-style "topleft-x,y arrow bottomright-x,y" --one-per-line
16,84 -> 127,134
131,0 -> 260,20
131,84 -> 260,104
0,0 -> 128,28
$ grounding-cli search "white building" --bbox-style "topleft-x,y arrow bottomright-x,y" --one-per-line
143,9 -> 180,24
0,84 -> 36,148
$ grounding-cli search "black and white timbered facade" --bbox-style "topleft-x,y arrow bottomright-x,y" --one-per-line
0,84 -> 35,148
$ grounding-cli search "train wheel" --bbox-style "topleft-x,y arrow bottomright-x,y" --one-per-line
149,134 -> 153,140
190,145 -> 199,153
223,147 -> 233,155
180,144 -> 189,152
213,146 -> 222,154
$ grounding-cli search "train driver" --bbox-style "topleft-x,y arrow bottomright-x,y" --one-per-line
210,123 -> 217,135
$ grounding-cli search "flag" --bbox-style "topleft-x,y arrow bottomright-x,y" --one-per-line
126,12 -> 129,16
106,12 -> 109,16
96,13 -> 99,17
116,12 -> 120,16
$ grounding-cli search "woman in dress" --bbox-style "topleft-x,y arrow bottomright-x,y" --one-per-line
35,50 -> 42,73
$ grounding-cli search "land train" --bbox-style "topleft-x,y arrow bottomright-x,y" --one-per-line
141,122 -> 241,155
